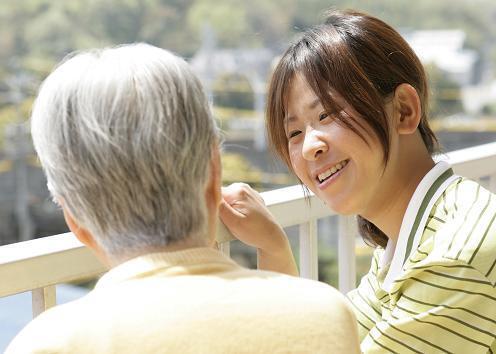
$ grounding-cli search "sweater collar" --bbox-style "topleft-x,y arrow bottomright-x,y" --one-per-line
95,247 -> 238,288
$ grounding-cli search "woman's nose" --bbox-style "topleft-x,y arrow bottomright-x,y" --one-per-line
301,128 -> 328,161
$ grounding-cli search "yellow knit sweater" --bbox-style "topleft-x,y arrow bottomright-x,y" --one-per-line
6,247 -> 359,353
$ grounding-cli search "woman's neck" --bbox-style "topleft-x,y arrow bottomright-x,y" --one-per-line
362,141 -> 435,244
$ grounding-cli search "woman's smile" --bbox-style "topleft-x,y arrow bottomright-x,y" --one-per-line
315,159 -> 350,189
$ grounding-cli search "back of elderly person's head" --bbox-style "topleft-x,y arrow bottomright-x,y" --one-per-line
31,43 -> 219,258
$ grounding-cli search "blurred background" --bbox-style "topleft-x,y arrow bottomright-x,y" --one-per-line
1,1 -> 496,343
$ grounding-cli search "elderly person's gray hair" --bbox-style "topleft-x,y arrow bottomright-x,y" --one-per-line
31,43 -> 219,257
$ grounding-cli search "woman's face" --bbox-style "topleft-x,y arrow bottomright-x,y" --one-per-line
285,74 -> 391,216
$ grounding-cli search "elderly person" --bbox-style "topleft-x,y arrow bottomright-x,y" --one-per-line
6,44 -> 360,353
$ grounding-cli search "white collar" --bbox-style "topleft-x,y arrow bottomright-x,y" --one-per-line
381,161 -> 460,291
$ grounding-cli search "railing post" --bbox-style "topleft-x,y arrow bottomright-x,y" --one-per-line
32,285 -> 56,317
299,219 -> 318,280
338,215 -> 356,294
219,242 -> 230,258
490,175 -> 496,193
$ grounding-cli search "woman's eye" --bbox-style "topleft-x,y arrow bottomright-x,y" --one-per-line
288,130 -> 301,139
319,113 -> 329,121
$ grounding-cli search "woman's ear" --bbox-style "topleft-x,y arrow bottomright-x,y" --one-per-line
392,83 -> 422,135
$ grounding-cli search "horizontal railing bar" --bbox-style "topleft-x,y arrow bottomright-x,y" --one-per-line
0,233 -> 107,297
1,142 -> 496,299
436,142 -> 496,179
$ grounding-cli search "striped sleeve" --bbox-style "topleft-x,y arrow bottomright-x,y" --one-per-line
360,263 -> 496,354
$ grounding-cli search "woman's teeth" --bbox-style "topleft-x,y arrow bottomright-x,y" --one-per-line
317,160 -> 348,182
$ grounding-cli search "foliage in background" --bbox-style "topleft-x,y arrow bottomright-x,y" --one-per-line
213,74 -> 255,110
2,0 -> 495,70
425,64 -> 464,118
221,152 -> 262,184
0,0 -> 494,153
187,0 -> 295,49
0,99 -> 33,148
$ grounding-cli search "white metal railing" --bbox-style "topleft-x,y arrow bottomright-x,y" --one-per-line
1,142 -> 496,319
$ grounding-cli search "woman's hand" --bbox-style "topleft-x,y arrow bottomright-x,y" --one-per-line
220,183 -> 298,276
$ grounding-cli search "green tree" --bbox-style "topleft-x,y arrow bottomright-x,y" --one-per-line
221,153 -> 262,186
425,64 -> 464,118
187,0 -> 295,49
213,74 -> 254,110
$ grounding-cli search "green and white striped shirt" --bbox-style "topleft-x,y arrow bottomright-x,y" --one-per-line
348,162 -> 496,353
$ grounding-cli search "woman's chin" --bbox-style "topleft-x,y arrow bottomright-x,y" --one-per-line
323,198 -> 355,216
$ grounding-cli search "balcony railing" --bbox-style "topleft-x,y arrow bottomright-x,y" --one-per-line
1,142 -> 496,320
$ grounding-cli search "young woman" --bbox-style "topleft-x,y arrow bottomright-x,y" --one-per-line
220,10 -> 496,354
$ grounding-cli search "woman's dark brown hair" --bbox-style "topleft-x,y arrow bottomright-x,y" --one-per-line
266,9 -> 439,248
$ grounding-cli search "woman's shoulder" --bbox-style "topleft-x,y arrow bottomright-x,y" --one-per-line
433,177 -> 489,212
422,177 -> 496,284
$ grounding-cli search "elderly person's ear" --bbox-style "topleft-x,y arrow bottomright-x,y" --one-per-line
59,201 -> 108,265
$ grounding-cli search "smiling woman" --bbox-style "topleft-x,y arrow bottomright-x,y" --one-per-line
266,11 -> 439,247
220,9 -> 496,354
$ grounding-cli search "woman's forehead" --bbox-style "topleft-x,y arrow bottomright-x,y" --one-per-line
284,75 -> 347,116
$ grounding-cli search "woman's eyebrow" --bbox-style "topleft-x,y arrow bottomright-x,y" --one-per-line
307,97 -> 322,110
284,97 -> 322,124
284,115 -> 296,125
